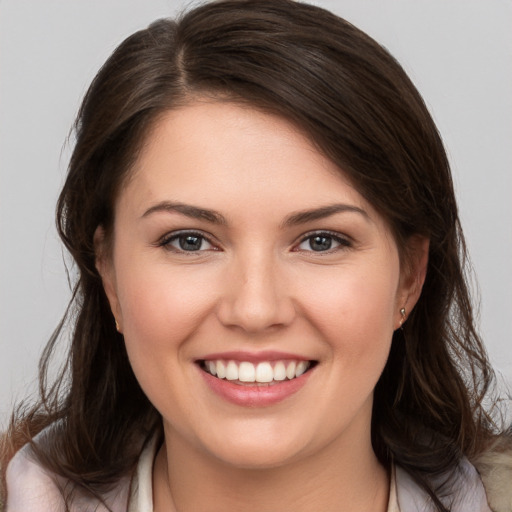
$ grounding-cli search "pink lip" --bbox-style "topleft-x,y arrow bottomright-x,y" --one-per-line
197,362 -> 314,407
198,350 -> 310,364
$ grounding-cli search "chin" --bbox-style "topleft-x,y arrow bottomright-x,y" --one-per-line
198,423 -> 316,470
211,441 -> 304,470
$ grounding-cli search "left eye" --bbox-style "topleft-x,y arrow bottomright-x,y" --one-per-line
297,233 -> 348,252
163,232 -> 214,252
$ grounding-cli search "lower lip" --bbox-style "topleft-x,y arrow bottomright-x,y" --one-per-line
198,365 -> 313,407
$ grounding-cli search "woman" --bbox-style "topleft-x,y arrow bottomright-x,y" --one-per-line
1,0 -> 510,510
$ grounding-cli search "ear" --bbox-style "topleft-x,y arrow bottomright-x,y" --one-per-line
94,226 -> 123,332
395,235 -> 429,328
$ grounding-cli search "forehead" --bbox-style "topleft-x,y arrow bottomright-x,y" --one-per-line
119,101 -> 376,222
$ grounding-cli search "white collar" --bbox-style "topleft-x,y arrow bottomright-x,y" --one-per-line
128,435 -> 159,512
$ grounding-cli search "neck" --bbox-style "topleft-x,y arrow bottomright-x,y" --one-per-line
153,424 -> 389,512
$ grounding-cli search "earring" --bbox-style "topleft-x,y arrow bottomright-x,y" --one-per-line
115,318 -> 121,332
399,308 -> 406,328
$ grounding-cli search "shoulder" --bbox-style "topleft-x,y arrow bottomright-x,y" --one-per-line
5,442 -> 66,511
472,432 -> 512,512
396,434 -> 512,512
396,458 -> 492,512
5,442 -> 131,512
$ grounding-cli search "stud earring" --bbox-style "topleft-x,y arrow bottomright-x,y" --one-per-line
399,308 -> 406,328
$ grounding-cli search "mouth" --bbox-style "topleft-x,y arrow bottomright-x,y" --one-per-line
198,359 -> 317,386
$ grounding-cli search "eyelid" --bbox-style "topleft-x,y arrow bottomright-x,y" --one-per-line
293,230 -> 353,252
157,229 -> 219,252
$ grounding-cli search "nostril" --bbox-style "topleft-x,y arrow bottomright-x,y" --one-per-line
215,270 -> 296,333
216,299 -> 296,334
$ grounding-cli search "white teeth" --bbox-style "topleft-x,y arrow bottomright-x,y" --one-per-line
255,362 -> 273,383
204,359 -> 312,383
295,360 -> 308,377
273,361 -> 286,381
207,361 -> 217,376
216,360 -> 226,379
226,361 -> 239,381
238,361 -> 256,382
286,361 -> 296,380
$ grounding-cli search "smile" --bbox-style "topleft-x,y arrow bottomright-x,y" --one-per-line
200,359 -> 314,385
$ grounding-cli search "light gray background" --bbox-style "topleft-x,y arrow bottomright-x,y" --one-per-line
1,0 -> 511,425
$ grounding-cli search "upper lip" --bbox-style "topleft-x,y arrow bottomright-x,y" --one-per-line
197,350 -> 313,364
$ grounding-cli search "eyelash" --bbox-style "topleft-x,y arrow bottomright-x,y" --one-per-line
294,231 -> 352,254
157,230 -> 217,253
157,230 -> 352,254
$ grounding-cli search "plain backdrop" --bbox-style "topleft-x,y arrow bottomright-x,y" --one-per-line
1,0 -> 511,425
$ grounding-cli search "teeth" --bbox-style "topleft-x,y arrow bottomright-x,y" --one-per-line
204,359 -> 311,383
226,361 -> 238,381
207,361 -> 217,376
295,361 -> 308,377
255,362 -> 273,383
216,361 -> 226,379
239,362 -> 255,382
286,361 -> 296,380
273,361 -> 286,381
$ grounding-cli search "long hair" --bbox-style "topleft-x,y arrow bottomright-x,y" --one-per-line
2,1 -> 497,509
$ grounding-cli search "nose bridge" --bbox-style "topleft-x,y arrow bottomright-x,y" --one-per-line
219,245 -> 294,332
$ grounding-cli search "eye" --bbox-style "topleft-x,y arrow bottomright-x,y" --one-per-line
296,232 -> 350,252
160,231 -> 215,252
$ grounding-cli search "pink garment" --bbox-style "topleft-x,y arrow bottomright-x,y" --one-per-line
395,464 -> 492,511
5,442 -> 130,511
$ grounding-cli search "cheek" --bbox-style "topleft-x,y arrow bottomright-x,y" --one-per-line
114,254 -> 219,357
298,261 -> 399,361
112,257 -> 221,418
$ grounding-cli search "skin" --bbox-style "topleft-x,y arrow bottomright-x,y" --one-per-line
96,101 -> 428,511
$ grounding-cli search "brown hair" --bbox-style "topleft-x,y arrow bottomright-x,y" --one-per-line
2,1 -> 498,509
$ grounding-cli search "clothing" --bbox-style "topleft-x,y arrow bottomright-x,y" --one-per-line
5,435 -> 510,511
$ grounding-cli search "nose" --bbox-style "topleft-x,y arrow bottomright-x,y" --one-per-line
216,251 -> 296,334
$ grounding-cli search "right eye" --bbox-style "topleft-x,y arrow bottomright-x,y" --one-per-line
159,231 -> 215,252
293,231 -> 352,254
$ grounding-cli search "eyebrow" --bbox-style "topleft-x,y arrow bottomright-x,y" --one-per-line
282,204 -> 370,227
141,201 -> 368,227
141,201 -> 227,225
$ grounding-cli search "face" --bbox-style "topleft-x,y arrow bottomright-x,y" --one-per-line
98,102 -> 424,469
